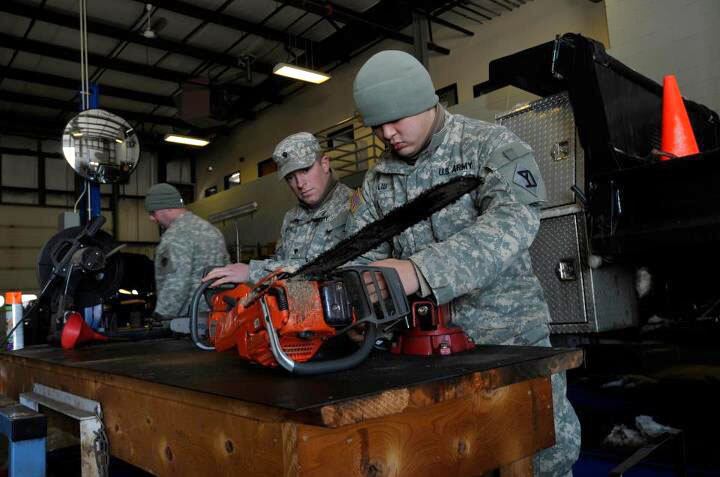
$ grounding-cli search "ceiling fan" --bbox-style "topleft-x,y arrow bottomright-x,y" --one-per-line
142,3 -> 167,39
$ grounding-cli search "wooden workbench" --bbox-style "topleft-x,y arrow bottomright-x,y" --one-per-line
0,339 -> 582,476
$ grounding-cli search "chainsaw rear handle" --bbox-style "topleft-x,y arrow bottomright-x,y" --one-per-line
260,297 -> 377,375
190,269 -> 240,350
190,279 -> 215,350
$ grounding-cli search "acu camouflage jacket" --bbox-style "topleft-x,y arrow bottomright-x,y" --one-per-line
248,181 -> 353,282
347,109 -> 552,346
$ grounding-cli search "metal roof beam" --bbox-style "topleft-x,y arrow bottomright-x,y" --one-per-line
128,0 -> 312,47
277,0 -> 450,55
1,66 -> 175,107
415,9 -> 474,36
0,90 -> 190,128
0,1 -> 273,75
0,32 -> 193,84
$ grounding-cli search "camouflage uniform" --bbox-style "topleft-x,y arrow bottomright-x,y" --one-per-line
155,211 -> 229,317
247,181 -> 353,282
347,108 -> 580,476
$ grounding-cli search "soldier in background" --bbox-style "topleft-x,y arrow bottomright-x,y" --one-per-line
204,132 -> 352,286
347,50 -> 581,476
144,183 -> 229,319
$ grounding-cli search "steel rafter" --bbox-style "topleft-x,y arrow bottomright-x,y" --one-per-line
1,66 -> 175,107
0,0 -> 272,75
0,90 -> 190,128
276,0 -> 450,55
127,0 -> 316,47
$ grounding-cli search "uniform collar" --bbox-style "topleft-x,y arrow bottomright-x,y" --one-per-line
161,210 -> 190,233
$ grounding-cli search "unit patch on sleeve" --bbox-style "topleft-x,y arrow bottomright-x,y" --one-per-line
514,167 -> 538,192
349,188 -> 365,214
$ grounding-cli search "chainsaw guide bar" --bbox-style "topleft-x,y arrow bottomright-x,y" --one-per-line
295,176 -> 481,277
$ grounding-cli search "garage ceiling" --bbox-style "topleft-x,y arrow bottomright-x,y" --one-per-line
0,0 -> 526,145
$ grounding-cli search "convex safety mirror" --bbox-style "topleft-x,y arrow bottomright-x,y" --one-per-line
62,109 -> 140,183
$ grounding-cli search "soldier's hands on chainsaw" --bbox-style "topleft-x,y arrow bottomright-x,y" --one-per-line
364,259 -> 420,302
202,263 -> 250,287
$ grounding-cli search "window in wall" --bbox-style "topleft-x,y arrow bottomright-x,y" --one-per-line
436,83 -> 458,108
172,183 -> 196,204
257,158 -> 277,178
224,171 -> 241,190
204,185 -> 218,197
326,125 -> 354,149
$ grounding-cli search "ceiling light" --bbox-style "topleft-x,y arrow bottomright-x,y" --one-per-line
164,134 -> 210,147
272,63 -> 331,84
115,138 -> 124,144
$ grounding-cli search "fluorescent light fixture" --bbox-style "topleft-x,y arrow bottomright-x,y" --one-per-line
272,63 -> 331,84
164,134 -> 210,147
71,130 -> 83,138
118,288 -> 132,295
115,138 -> 124,144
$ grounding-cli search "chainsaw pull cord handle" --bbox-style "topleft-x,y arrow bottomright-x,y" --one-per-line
261,298 -> 377,375
190,280 -> 214,351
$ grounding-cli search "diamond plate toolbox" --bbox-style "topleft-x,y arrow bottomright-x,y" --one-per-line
530,209 -> 638,334
496,92 -> 583,210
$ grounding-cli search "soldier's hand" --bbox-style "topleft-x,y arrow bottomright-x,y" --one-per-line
202,263 -> 250,287
365,259 -> 420,301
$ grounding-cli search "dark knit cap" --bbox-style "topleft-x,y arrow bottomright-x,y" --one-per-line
144,183 -> 184,212
353,50 -> 438,127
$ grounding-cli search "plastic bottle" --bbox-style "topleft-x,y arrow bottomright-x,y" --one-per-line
4,291 -> 24,350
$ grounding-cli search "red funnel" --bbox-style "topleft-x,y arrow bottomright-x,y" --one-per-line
61,312 -> 109,349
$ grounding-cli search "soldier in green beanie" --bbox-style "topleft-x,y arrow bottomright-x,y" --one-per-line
347,50 -> 580,476
203,132 -> 352,286
144,183 -> 229,320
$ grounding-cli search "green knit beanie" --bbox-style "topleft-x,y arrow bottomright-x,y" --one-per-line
144,183 -> 184,212
353,50 -> 439,127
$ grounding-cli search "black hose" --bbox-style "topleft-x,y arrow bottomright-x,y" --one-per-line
290,325 -> 377,376
189,280 -> 214,351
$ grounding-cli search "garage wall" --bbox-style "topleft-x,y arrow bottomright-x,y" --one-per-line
188,172 -> 296,262
0,133 -> 165,293
605,0 -> 720,114
194,0 -> 609,198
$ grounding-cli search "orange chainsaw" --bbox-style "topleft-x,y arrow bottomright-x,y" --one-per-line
189,176 -> 480,375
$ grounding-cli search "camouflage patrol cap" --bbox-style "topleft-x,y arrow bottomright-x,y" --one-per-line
353,50 -> 438,127
272,132 -> 322,180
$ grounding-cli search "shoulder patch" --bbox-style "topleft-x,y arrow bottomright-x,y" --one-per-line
349,188 -> 365,214
513,165 -> 538,193
488,141 -> 547,205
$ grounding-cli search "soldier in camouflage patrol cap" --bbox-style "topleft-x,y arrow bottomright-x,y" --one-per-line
144,183 -> 229,318
348,50 -> 580,476
204,132 -> 352,286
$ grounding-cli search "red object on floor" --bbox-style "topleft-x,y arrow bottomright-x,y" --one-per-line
660,75 -> 699,160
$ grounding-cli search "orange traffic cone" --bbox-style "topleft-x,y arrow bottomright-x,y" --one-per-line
61,312 -> 109,349
660,75 -> 699,160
